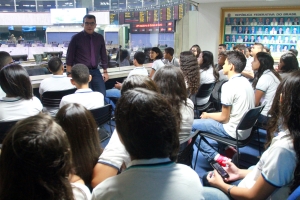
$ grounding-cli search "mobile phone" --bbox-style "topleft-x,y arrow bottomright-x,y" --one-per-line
209,160 -> 229,179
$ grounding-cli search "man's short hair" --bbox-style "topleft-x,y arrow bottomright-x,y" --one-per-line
115,88 -> 179,161
218,51 -> 227,57
226,51 -> 246,73
0,51 -> 12,70
48,57 -> 63,73
289,49 -> 298,57
83,14 -> 96,23
71,64 -> 90,85
234,44 -> 246,54
134,51 -> 146,64
164,47 -> 174,56
254,43 -> 264,51
219,44 -> 226,48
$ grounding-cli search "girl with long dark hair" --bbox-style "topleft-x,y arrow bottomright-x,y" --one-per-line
252,52 -> 281,125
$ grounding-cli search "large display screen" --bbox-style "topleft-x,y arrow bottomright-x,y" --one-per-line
50,8 -> 87,24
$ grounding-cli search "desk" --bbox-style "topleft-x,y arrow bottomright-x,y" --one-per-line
0,47 -> 67,60
30,63 -> 153,89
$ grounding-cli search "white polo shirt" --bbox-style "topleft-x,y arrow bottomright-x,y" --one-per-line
221,74 -> 255,139
39,75 -> 75,95
92,158 -> 204,200
0,96 -> 43,121
60,88 -> 104,110
245,56 -> 254,73
255,69 -> 280,116
238,130 -> 295,200
127,66 -> 148,78
151,59 -> 165,71
0,87 -> 5,99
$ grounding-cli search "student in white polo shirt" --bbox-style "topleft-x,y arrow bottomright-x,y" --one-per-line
0,64 -> 42,121
105,51 -> 148,109
59,64 -> 104,110
163,47 -> 180,67
92,88 -> 204,199
192,51 -> 255,167
251,52 -> 281,126
39,57 -> 75,115
0,51 -> 13,99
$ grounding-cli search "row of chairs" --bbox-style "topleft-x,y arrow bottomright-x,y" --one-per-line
0,89 -> 114,146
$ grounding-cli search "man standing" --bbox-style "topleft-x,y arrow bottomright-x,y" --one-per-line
66,14 -> 109,96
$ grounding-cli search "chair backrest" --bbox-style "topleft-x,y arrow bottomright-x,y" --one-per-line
89,104 -> 113,127
0,120 -> 18,143
41,88 -> 76,108
195,83 -> 215,99
287,185 -> 300,200
211,80 -> 228,101
236,102 -> 266,142
177,130 -> 200,167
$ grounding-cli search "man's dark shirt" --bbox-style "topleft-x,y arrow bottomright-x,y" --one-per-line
66,31 -> 108,69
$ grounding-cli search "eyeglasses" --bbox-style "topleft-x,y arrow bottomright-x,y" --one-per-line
84,22 -> 96,26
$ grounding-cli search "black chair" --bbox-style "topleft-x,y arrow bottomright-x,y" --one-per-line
194,83 -> 215,118
210,80 -> 228,112
90,104 -> 113,142
0,120 -> 18,144
195,103 -> 266,167
177,130 -> 200,168
41,88 -> 76,108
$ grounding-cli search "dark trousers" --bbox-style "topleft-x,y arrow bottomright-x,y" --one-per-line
89,69 -> 106,96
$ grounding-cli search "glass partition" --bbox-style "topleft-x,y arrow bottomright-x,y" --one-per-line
0,0 -> 15,12
16,0 -> 37,12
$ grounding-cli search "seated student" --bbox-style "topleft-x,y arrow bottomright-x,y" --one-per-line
235,45 -> 254,79
0,51 -> 13,98
179,51 -> 200,97
92,88 -> 204,199
197,51 -> 219,105
92,75 -> 160,187
59,64 -> 104,109
56,103 -> 102,189
149,47 -> 165,78
251,52 -> 281,125
0,64 -> 42,121
216,51 -> 227,71
153,65 -> 194,142
105,51 -> 148,109
163,47 -> 180,67
202,71 -> 300,200
192,51 -> 254,166
0,114 -> 91,199
39,57 -> 75,115
276,52 -> 299,79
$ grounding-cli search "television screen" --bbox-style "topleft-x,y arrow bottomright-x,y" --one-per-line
8,26 -> 14,31
22,26 -> 36,32
50,8 -> 87,24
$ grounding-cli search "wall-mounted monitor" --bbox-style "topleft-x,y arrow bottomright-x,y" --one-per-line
50,8 -> 87,24
8,26 -> 14,31
22,26 -> 36,32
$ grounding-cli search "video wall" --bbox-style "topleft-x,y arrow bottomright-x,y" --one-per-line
221,7 -> 300,54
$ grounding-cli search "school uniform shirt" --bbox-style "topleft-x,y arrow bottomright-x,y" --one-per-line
39,75 -> 75,95
92,158 -> 205,200
164,57 -> 180,68
238,130 -> 295,200
71,182 -> 91,200
60,88 -> 104,110
245,56 -> 254,74
0,96 -> 42,121
127,66 -> 148,78
151,59 -> 165,72
221,74 -> 255,139
255,69 -> 280,116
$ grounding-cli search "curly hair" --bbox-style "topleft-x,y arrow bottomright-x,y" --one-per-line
180,51 -> 200,95
266,71 -> 300,194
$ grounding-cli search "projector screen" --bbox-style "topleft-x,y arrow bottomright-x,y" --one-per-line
50,8 -> 87,24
